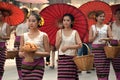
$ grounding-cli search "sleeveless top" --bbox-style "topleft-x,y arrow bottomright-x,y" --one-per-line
112,22 -> 120,40
0,23 -> 7,42
24,31 -> 47,54
92,24 -> 108,44
59,30 -> 77,56
16,22 -> 29,36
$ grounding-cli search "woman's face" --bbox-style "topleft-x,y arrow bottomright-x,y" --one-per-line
115,11 -> 120,21
63,16 -> 72,28
28,15 -> 38,29
96,13 -> 105,23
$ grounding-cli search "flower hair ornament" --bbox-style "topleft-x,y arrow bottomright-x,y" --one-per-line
88,11 -> 96,19
39,16 -> 44,27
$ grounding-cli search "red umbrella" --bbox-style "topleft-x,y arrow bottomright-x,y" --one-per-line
111,4 -> 120,21
39,3 -> 88,46
0,2 -> 24,26
79,1 -> 112,30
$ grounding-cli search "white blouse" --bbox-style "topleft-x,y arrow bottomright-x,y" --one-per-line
24,31 -> 47,52
112,22 -> 120,40
92,24 -> 108,44
0,23 -> 7,42
59,30 -> 77,56
16,22 -> 29,36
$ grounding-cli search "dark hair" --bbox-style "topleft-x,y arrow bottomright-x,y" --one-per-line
29,12 -> 41,27
21,8 -> 29,15
95,10 -> 105,21
62,13 -> 74,28
115,8 -> 120,14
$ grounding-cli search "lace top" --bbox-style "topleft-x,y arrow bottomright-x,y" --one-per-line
92,24 -> 108,44
59,30 -> 77,56
24,31 -> 47,52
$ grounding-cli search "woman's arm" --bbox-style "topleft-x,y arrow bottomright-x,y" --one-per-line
10,26 -> 16,33
107,25 -> 113,39
55,29 -> 62,50
35,34 -> 50,57
2,24 -> 11,40
19,36 -> 25,57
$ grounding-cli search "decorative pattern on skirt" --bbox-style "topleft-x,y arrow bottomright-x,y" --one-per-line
0,42 -> 6,77
92,44 -> 110,78
21,58 -> 45,80
14,36 -> 22,71
14,36 -> 20,48
58,55 -> 78,80
111,40 -> 120,72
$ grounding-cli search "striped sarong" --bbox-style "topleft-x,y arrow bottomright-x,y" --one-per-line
0,42 -> 6,78
112,55 -> 120,72
14,36 -> 20,48
111,41 -> 120,79
92,44 -> 110,78
110,40 -> 120,72
21,58 -> 44,80
14,36 -> 22,79
58,55 -> 78,80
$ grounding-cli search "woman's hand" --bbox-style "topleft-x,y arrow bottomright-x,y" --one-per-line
95,31 -> 99,38
61,46 -> 68,52
99,38 -> 112,42
19,51 -> 25,58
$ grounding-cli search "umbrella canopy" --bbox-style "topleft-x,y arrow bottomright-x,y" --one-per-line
0,2 -> 24,26
39,3 -> 88,46
111,4 -> 120,21
79,1 -> 112,29
16,0 -> 49,4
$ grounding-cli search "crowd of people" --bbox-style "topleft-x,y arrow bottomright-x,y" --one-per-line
0,2 -> 120,80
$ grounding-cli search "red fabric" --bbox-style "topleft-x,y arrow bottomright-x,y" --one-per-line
0,2 -> 24,26
39,3 -> 88,45
83,31 -> 89,43
79,1 -> 112,30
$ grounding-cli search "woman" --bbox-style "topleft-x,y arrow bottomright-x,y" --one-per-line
111,8 -> 120,80
56,13 -> 82,80
19,12 -> 50,80
0,10 -> 11,80
14,8 -> 29,80
89,11 -> 112,80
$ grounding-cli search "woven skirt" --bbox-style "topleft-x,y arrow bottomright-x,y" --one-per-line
92,44 -> 110,78
21,58 -> 44,80
58,55 -> 79,80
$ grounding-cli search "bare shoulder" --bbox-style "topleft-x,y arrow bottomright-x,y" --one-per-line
73,30 -> 78,34
57,29 -> 62,34
41,32 -> 48,38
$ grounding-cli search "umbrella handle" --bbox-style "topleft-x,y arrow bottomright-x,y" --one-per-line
30,3 -> 32,9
